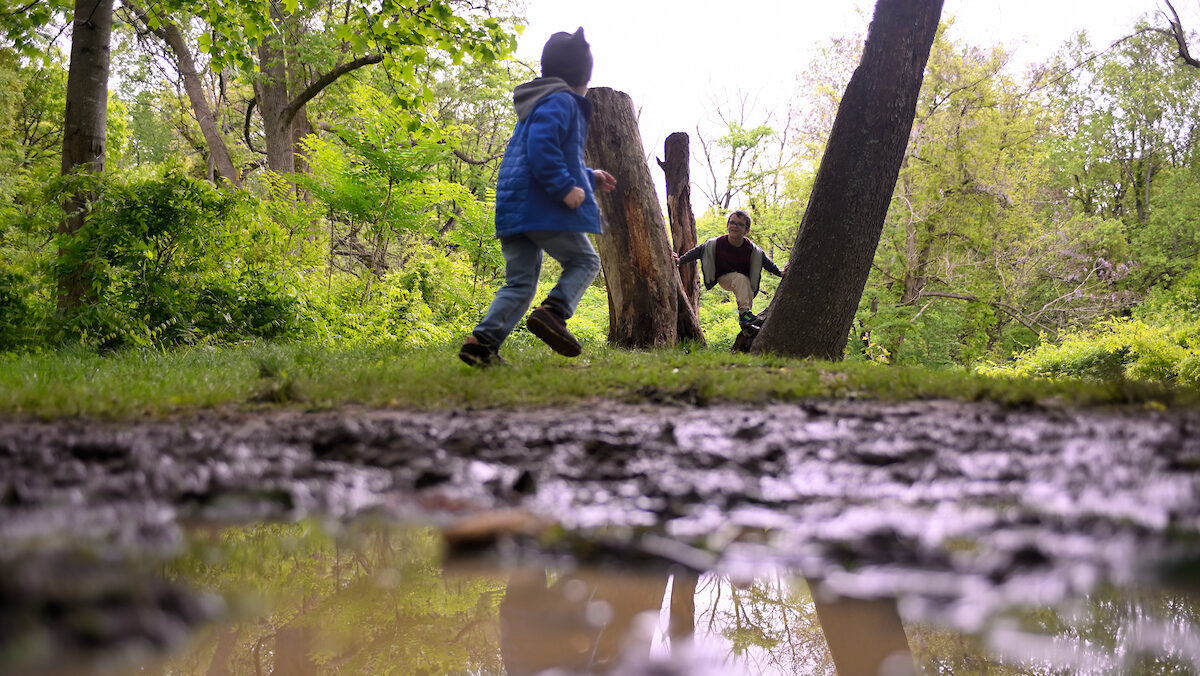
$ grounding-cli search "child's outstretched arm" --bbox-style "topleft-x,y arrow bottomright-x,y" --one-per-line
676,244 -> 704,266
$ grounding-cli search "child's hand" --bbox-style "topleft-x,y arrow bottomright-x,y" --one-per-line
594,169 -> 617,193
563,186 -> 585,209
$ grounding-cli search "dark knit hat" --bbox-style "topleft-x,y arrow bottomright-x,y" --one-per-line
540,28 -> 592,87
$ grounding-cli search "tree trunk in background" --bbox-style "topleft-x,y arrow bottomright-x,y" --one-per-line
750,0 -> 943,359
58,0 -> 113,310
127,4 -> 241,188
658,132 -> 705,344
585,87 -> 694,348
256,11 -> 296,177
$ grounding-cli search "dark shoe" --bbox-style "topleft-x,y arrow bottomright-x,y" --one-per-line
527,305 -> 582,357
459,336 -> 505,367
739,311 -> 758,327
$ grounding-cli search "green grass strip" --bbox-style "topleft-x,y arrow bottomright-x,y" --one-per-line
0,337 -> 1194,419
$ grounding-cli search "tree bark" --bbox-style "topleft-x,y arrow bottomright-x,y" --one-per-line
256,8 -> 296,177
659,132 -> 701,309
585,87 -> 696,348
750,0 -> 943,359
58,0 -> 113,310
658,132 -> 705,345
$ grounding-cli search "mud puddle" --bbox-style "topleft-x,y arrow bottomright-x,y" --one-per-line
6,520 -> 1200,675
3,399 -> 1200,673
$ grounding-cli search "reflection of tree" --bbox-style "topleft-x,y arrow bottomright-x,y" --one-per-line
694,573 -> 834,675
157,522 -> 505,675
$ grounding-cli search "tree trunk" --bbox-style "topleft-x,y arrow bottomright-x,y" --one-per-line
659,132 -> 701,309
256,17 -> 296,177
658,132 -> 705,345
668,571 -> 698,642
585,87 -> 695,348
58,0 -> 113,310
127,4 -> 241,188
750,0 -> 943,359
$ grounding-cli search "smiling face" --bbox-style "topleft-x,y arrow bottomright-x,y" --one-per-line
726,214 -> 750,242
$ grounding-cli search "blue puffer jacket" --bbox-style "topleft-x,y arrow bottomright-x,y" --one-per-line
494,77 -> 601,237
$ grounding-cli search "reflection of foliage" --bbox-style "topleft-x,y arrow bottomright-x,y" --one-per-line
159,521 -> 505,675
910,585 -> 1200,674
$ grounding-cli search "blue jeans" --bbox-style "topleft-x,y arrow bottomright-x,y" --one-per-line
473,230 -> 601,347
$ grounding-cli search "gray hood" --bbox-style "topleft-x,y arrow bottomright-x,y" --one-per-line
513,77 -> 574,121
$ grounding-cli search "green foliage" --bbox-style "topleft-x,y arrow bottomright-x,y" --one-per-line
990,258 -> 1200,386
52,167 -> 307,348
0,267 -> 38,350
978,318 -> 1199,384
0,0 -> 72,60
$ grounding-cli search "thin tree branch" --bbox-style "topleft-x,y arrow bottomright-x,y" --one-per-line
911,290 -> 1057,336
243,96 -> 264,154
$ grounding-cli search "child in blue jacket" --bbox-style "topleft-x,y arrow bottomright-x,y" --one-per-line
460,27 -> 617,367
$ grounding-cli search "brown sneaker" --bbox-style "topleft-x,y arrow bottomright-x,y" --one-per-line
458,336 -> 505,367
526,306 -> 582,357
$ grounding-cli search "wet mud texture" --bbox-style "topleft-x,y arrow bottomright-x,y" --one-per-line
4,399 -> 1200,623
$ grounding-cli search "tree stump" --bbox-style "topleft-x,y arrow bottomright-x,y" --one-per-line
585,87 -> 696,348
658,132 -> 705,345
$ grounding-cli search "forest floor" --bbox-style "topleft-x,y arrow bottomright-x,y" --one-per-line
3,396 -> 1200,672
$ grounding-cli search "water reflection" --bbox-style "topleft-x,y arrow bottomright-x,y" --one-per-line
113,521 -> 1200,675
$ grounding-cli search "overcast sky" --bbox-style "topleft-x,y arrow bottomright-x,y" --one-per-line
511,0 -> 1195,210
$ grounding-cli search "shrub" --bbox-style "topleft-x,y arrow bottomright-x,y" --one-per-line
52,168 -> 309,348
979,318 -> 1198,384
0,268 -> 38,351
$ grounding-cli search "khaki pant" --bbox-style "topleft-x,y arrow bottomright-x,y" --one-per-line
717,272 -> 753,313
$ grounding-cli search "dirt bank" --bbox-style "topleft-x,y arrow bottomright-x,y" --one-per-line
4,399 -> 1200,593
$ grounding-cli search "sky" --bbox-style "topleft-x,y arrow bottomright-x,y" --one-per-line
511,0 -> 1195,210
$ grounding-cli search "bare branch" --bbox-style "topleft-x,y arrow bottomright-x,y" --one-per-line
911,290 -> 1058,337
1159,0 -> 1200,67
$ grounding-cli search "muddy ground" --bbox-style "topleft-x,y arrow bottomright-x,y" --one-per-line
4,398 -> 1200,670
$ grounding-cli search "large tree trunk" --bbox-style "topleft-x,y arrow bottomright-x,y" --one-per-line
658,132 -> 705,345
750,0 -> 943,359
58,0 -> 113,310
257,14 -> 296,177
585,87 -> 698,348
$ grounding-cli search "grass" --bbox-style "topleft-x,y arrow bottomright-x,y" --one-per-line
0,335 -> 1195,419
